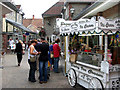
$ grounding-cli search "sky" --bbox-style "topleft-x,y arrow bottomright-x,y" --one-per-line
13,0 -> 60,19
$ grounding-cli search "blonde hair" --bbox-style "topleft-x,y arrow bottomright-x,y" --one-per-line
19,40 -> 23,44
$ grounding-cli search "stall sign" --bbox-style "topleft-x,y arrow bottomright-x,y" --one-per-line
109,65 -> 120,72
56,17 -> 96,35
72,64 -> 104,79
98,16 -> 120,30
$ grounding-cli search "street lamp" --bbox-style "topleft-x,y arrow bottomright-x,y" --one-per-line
70,7 -> 75,17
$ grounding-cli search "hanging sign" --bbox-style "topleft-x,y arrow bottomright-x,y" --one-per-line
56,17 -> 96,35
98,16 -> 120,30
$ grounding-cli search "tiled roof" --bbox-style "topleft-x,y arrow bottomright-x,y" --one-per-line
23,19 -> 43,29
42,2 -> 64,17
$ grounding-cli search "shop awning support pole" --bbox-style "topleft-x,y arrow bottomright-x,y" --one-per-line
0,5 -> 2,52
65,36 -> 69,74
87,36 -> 89,47
104,34 -> 108,61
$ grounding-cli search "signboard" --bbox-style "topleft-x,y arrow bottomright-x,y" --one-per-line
56,17 -> 96,35
98,16 -> 120,30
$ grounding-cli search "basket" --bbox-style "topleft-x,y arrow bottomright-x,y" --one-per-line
70,54 -> 77,63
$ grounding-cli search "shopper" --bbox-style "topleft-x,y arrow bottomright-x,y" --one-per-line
15,40 -> 24,66
53,38 -> 61,73
34,39 -> 41,70
15,38 -> 19,44
28,40 -> 40,82
48,42 -> 55,70
39,38 -> 49,84
9,38 -> 15,53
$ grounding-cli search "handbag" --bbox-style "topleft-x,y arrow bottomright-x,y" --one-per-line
30,56 -> 36,62
50,53 -> 54,58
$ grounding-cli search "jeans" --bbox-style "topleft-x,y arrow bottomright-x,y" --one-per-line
39,61 -> 48,82
54,57 -> 59,72
28,59 -> 36,81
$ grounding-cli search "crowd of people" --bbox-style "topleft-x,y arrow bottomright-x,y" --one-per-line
14,37 -> 61,84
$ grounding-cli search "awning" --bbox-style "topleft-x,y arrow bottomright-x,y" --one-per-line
56,16 -> 120,36
73,0 -> 120,20
6,19 -> 37,34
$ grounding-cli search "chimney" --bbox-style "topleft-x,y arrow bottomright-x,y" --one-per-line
33,15 -> 35,20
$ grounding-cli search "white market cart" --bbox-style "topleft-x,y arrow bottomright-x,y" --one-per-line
56,16 -> 120,89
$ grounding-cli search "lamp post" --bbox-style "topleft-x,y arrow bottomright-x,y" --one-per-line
70,7 -> 75,18
0,5 -> 2,52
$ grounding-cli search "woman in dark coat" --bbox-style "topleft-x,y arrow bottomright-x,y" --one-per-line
15,40 -> 23,66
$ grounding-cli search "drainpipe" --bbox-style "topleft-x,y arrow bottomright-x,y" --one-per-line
0,5 -> 3,52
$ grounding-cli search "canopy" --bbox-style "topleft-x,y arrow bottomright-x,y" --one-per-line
56,16 -> 120,36
6,19 -> 37,34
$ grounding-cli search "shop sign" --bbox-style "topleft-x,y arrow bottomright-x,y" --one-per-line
56,17 -> 96,34
98,16 -> 120,30
109,65 -> 120,72
72,64 -> 104,79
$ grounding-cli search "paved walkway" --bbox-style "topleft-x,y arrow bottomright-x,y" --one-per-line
1,52 -> 72,88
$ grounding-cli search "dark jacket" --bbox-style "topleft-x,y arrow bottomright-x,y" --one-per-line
15,43 -> 23,53
35,43 -> 41,52
39,42 -> 49,61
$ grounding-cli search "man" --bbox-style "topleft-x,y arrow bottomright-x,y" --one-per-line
9,38 -> 15,53
39,38 -> 49,84
15,38 -> 19,44
53,38 -> 61,73
34,39 -> 41,70
9,38 -> 15,47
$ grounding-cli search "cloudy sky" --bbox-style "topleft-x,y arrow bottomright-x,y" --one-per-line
13,0 -> 59,18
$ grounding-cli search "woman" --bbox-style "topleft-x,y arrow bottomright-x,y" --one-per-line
15,40 -> 23,66
48,42 -> 54,70
28,40 -> 40,82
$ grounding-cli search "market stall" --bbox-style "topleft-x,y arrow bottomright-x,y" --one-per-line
56,16 -> 120,89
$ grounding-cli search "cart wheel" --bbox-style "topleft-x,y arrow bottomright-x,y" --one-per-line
88,77 -> 104,90
68,68 -> 77,87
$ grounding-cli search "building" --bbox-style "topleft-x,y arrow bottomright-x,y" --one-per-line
63,0 -> 95,20
0,1 -> 13,51
23,15 -> 43,40
42,0 -> 64,42
2,2 -> 36,50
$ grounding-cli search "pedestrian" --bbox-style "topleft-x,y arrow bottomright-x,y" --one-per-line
28,40 -> 40,82
27,40 -> 31,49
53,38 -> 61,73
15,40 -> 24,66
39,38 -> 49,84
8,38 -> 15,53
48,42 -> 55,70
15,38 -> 19,44
34,39 -> 41,70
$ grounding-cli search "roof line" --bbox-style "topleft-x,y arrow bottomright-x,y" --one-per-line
42,1 -> 62,17
73,1 -> 103,20
3,2 -> 19,12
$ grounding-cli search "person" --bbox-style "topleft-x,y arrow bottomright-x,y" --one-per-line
9,38 -> 15,47
39,38 -> 49,84
15,40 -> 23,66
27,40 -> 31,49
15,38 -> 19,44
28,40 -> 40,82
8,38 -> 15,53
48,42 -> 54,70
34,39 -> 42,70
53,38 -> 61,73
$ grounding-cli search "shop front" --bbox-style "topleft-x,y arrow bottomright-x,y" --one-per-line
56,16 -> 120,89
